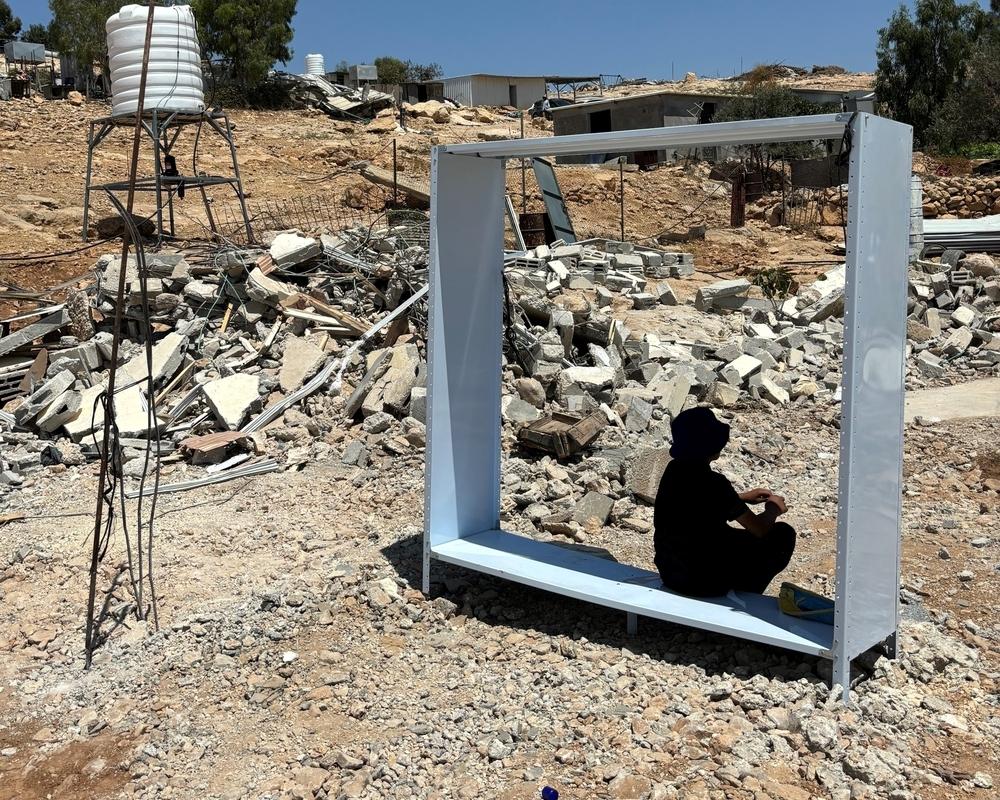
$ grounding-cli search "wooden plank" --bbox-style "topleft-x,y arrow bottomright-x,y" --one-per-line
359,163 -> 431,204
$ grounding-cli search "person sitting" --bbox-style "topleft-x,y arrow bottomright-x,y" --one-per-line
653,406 -> 796,598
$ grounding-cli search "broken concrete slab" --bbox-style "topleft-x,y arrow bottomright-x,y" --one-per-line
270,233 -> 322,268
706,381 -> 741,407
649,374 -> 691,420
120,332 -> 186,387
571,491 -> 614,527
63,383 -> 107,441
627,446 -> 671,504
941,327 -> 973,358
557,367 -> 615,397
0,308 -> 71,358
204,373 -> 261,430
344,350 -> 393,418
503,397 -> 542,425
623,395 -> 653,432
279,336 -> 326,393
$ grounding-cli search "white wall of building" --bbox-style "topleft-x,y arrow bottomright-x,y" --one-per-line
442,75 -> 546,109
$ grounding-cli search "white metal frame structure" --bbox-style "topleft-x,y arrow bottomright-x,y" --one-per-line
423,114 -> 912,701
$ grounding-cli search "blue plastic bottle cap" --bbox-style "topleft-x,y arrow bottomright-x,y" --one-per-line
541,788 -> 559,800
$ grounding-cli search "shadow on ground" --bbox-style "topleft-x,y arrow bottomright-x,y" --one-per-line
381,532 -> 844,690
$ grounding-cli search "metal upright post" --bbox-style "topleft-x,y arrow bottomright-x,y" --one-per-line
393,139 -> 398,206
151,110 -> 165,245
619,157 -> 625,241
82,120 -> 96,241
520,112 -> 527,213
222,113 -> 254,245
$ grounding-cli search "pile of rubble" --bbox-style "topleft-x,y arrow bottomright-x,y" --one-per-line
921,175 -> 1000,219
3,220 -> 998,510
0,220 -> 431,492
908,251 -> 1000,378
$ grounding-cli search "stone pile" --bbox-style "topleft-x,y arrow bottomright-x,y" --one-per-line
922,175 -> 1000,219
507,238 -> 694,300
907,251 -> 1000,379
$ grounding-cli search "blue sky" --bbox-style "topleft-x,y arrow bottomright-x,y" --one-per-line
9,0 -> 992,78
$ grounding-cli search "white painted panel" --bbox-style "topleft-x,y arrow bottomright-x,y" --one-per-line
433,531 -> 834,656
425,150 -> 506,551
834,114 -> 911,666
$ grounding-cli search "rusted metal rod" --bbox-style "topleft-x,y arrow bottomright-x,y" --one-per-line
85,0 -> 157,668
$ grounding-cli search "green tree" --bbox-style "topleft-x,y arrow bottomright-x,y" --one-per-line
927,25 -> 1000,151
875,0 -> 989,146
405,60 -> 442,82
715,82 -> 836,187
22,22 -> 52,46
49,0 -> 119,97
0,0 -> 21,42
373,55 -> 407,86
192,0 -> 296,94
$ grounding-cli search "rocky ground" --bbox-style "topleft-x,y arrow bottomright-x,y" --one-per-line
0,95 -> 998,800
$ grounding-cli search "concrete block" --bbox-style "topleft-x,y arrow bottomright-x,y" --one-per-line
631,292 -> 657,309
694,279 -> 751,312
714,340 -> 744,363
916,351 -> 946,378
951,305 -> 978,329
14,369 -> 75,424
720,354 -> 762,386
36,389 -> 82,432
656,282 -> 678,306
759,374 -> 790,405
409,387 -> 427,423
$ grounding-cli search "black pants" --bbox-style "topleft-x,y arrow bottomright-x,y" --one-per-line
657,522 -> 796,598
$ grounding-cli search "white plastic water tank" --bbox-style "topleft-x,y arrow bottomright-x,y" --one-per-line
106,4 -> 205,117
304,54 -> 326,76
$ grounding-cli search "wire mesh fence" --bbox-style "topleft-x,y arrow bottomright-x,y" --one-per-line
213,190 -> 393,245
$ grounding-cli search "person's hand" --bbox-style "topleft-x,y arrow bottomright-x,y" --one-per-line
740,488 -> 773,504
765,495 -> 788,515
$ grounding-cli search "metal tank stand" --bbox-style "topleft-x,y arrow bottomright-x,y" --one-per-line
82,109 -> 254,245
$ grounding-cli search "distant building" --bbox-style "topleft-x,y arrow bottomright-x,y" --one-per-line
401,80 -> 445,105
550,86 -> 876,164
441,74 -> 546,109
